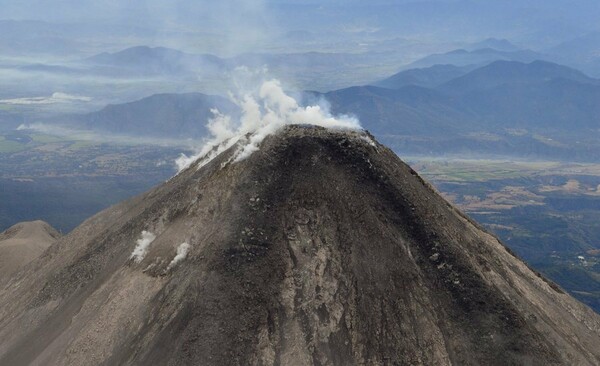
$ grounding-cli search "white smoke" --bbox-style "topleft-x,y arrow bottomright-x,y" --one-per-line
360,135 -> 377,147
176,78 -> 360,172
167,242 -> 191,270
130,231 -> 156,263
0,92 -> 92,105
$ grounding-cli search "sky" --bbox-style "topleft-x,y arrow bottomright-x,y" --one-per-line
1,0 -> 600,100
2,1 -> 599,34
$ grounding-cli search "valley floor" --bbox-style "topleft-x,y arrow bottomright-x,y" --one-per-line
409,157 -> 600,312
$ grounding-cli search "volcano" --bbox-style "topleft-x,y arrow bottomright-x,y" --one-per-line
0,126 -> 599,365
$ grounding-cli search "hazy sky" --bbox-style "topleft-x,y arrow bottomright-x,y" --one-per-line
1,1 -> 599,56
2,1 -> 599,30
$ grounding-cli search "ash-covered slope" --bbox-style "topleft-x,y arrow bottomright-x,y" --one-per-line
0,220 -> 60,279
1,126 -> 599,365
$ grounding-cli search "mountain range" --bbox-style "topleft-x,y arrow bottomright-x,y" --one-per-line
546,31 -> 600,77
402,48 -> 545,70
44,57 -> 600,162
5,45 -> 407,93
373,64 -> 477,89
63,92 -> 236,139
84,46 -> 227,78
465,38 -> 520,52
80,45 -> 546,81
329,60 -> 600,160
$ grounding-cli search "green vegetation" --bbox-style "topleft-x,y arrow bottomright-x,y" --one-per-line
68,140 -> 97,149
0,136 -> 28,153
30,134 -> 65,143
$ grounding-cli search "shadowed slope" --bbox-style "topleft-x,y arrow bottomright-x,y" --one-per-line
0,126 -> 598,365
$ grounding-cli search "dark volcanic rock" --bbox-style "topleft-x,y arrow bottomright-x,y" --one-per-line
0,126 -> 599,365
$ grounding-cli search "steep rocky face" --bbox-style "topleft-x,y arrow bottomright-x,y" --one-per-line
0,126 -> 599,365
0,220 -> 60,279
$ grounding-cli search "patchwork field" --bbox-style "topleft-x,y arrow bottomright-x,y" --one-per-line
410,158 -> 600,312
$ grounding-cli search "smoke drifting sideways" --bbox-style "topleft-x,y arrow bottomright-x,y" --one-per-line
175,78 -> 361,172
167,242 -> 191,271
130,231 -> 156,263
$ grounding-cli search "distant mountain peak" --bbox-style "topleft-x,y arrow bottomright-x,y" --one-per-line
440,59 -> 597,94
66,92 -> 237,139
468,38 -> 520,52
86,45 -> 188,64
83,45 -> 226,77
405,46 -> 543,70
373,63 -> 476,89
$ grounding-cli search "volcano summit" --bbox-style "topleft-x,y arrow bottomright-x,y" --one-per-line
0,126 -> 599,365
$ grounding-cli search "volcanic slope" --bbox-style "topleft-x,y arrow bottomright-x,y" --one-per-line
0,126 -> 599,365
0,220 -> 60,279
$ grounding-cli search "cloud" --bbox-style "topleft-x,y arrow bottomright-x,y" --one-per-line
130,231 -> 156,263
0,92 -> 92,105
176,76 -> 360,172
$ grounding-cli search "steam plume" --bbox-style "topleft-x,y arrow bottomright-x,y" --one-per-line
167,242 -> 191,270
130,231 -> 156,263
176,78 -> 360,172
